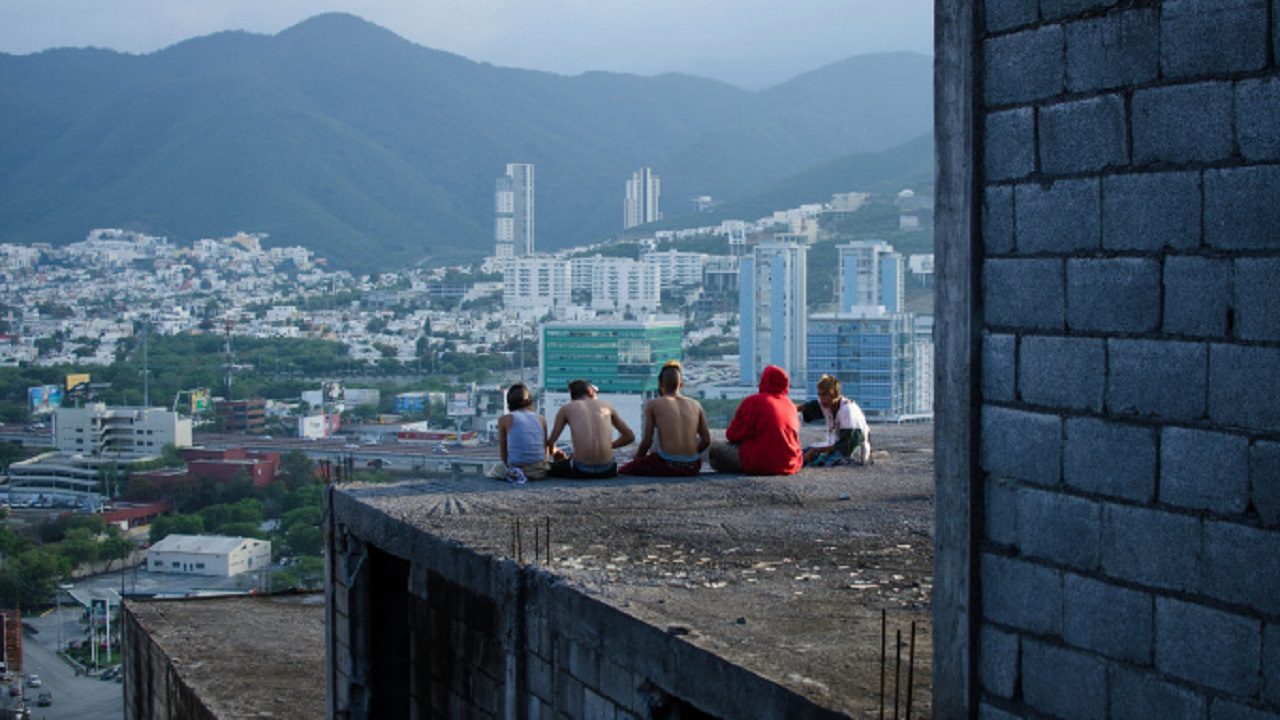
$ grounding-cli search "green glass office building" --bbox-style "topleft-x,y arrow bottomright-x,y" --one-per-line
541,320 -> 684,394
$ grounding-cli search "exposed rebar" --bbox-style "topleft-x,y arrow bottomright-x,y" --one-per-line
906,621 -> 916,720
546,517 -> 552,565
879,608 -> 886,720
516,518 -> 523,563
893,628 -> 901,720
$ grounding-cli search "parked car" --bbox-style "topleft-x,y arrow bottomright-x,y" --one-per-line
25,674 -> 40,688
8,683 -> 19,696
36,691 -> 51,707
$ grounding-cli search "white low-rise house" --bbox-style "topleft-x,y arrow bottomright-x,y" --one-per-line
146,534 -> 272,577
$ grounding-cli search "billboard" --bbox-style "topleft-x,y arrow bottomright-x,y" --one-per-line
28,385 -> 63,414
322,381 -> 345,403
446,392 -> 474,417
65,373 -> 91,393
190,389 -> 211,413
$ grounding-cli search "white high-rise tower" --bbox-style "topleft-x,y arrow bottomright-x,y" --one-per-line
495,163 -> 535,257
624,167 -> 662,229
739,241 -> 807,388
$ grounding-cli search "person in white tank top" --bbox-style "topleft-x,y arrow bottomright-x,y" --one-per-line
489,383 -> 551,482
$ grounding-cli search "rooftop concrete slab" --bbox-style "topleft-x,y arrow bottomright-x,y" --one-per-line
331,423 -> 935,717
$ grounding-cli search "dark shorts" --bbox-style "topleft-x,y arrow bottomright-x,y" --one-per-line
548,457 -> 618,479
618,453 -> 702,477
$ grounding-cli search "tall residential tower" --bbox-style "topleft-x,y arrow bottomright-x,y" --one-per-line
739,241 -> 807,389
495,163 -> 535,257
623,168 -> 661,229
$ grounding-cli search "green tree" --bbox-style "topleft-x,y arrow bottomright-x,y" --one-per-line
295,556 -> 325,588
215,521 -> 267,539
100,531 -> 135,571
150,513 -> 204,544
280,450 -> 317,490
58,527 -> 100,567
285,525 -> 323,556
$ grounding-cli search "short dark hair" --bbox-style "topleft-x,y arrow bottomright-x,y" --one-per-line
506,383 -> 532,411
658,360 -> 682,394
567,379 -> 592,400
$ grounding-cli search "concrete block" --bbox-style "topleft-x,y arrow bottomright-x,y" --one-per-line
981,405 -> 1062,485
1164,256 -> 1231,337
1017,486 -> 1101,569
1102,503 -> 1202,593
1109,666 -> 1208,719
980,625 -> 1019,699
526,653 -> 554,702
983,258 -> 1065,331
1064,417 -> 1156,502
1067,258 -> 1160,333
1209,700 -> 1280,720
984,185 -> 1015,255
599,659 -> 644,716
1205,166 -> 1280,250
1236,77 -> 1280,161
1016,179 -> 1101,253
1064,573 -> 1151,663
583,688 -> 617,720
1161,0 -> 1268,79
555,670 -> 584,719
986,0 -> 1038,32
1018,335 -> 1105,412
1040,0 -> 1113,20
1209,344 -> 1280,431
985,109 -> 1035,182
1203,521 -> 1280,615
979,703 -> 1022,720
1266,624 -> 1280,707
1156,597 -> 1261,697
1102,171 -> 1201,251
985,25 -> 1065,106
982,333 -> 1016,403
1021,639 -> 1106,720
1252,441 -> 1280,526
568,640 -> 601,687
1133,82 -> 1233,165
1235,258 -> 1280,341
981,552 -> 1062,636
1039,95 -> 1127,174
1160,427 -> 1250,514
1107,339 -> 1207,421
985,478 -> 1019,546
1066,9 -> 1159,92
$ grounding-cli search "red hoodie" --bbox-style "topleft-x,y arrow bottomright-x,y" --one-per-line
725,365 -> 803,475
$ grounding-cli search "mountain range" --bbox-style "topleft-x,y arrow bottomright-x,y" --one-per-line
0,13 -> 933,272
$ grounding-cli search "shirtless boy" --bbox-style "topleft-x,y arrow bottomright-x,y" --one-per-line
619,361 -> 710,476
546,379 -> 635,479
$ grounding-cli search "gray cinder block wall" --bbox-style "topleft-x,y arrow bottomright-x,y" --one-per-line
936,1 -> 1280,718
324,488 -> 849,720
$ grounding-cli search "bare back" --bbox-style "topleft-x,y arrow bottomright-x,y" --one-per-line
554,397 -> 621,464
645,395 -> 710,457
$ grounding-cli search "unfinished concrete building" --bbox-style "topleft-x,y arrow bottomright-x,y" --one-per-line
933,0 -> 1280,717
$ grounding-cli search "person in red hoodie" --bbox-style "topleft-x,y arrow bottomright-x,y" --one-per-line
708,365 -> 803,475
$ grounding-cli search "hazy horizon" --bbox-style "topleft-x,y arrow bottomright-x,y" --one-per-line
0,1 -> 933,90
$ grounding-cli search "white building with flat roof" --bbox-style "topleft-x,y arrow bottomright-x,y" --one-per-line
54,403 -> 192,459
590,259 -> 661,313
146,534 -> 272,577
502,256 -> 571,310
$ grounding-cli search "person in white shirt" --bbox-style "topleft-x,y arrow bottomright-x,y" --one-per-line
796,374 -> 871,466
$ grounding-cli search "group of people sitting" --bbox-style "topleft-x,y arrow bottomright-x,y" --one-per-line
489,361 -> 870,482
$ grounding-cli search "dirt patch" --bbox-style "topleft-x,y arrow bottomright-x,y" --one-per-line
346,422 -> 935,718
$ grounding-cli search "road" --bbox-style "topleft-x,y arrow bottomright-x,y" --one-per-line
13,607 -> 121,720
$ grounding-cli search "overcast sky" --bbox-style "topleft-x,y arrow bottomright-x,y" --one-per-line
0,1 -> 932,89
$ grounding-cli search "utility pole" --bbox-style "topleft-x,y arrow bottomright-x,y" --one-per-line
141,319 -> 150,407
223,318 -> 235,400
